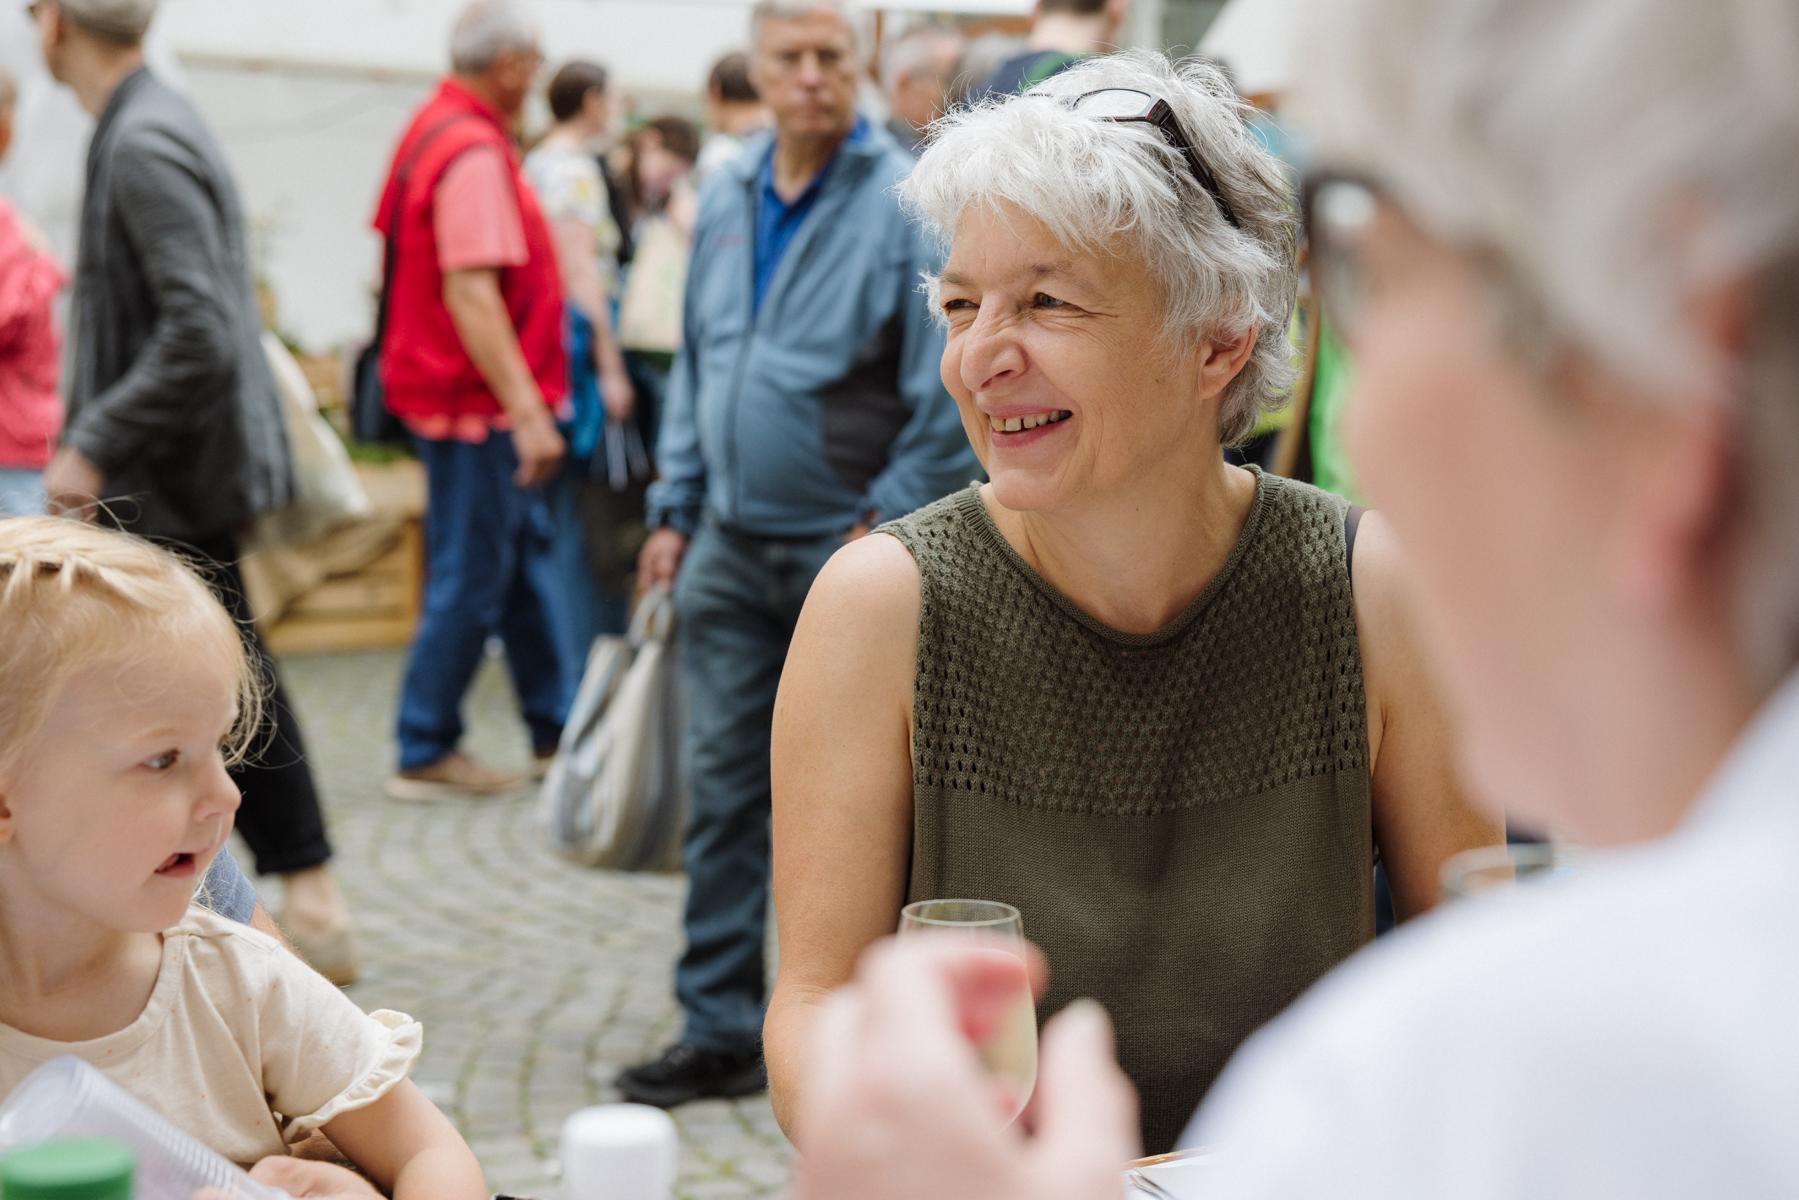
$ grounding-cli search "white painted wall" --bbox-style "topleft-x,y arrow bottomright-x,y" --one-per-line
0,0 -> 772,351
1,0 -> 1149,353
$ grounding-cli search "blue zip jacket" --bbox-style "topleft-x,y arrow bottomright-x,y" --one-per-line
646,123 -> 980,538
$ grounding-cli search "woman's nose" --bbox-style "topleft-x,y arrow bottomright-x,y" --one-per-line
958,312 -> 1026,396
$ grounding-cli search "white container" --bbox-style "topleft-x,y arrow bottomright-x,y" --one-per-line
0,1057 -> 290,1200
560,1105 -> 678,1200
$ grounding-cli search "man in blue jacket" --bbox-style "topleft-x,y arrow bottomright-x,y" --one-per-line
622,0 -> 978,1107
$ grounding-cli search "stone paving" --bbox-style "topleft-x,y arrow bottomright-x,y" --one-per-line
260,649 -> 792,1200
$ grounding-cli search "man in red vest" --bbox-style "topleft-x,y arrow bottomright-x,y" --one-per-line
374,0 -> 571,800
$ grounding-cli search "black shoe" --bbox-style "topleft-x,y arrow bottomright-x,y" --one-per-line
614,1042 -> 767,1108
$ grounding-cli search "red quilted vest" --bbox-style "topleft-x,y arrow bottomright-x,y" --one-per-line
373,78 -> 566,421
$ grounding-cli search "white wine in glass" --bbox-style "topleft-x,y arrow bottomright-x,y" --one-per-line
898,899 -> 1038,1121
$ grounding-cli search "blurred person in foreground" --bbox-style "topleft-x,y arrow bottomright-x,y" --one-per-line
32,0 -> 357,982
764,49 -> 1499,1152
879,25 -> 961,155
374,0 -> 570,799
526,60 -> 637,653
695,50 -> 768,180
791,0 -> 1799,1194
0,65 -> 65,518
975,0 -> 1129,99
618,0 -> 978,1108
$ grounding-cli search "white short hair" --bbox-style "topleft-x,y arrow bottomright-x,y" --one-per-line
1294,0 -> 1799,678
450,0 -> 540,75
902,50 -> 1299,446
58,0 -> 156,43
750,0 -> 859,51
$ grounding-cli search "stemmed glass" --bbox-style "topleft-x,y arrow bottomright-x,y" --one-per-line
897,899 -> 1038,1123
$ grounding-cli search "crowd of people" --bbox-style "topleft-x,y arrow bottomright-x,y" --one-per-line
2,0 -> 1797,1196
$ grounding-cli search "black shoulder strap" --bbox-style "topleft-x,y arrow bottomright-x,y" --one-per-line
372,114 -> 485,343
1344,504 -> 1366,584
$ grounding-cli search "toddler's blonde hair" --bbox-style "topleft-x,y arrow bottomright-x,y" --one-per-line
0,517 -> 263,783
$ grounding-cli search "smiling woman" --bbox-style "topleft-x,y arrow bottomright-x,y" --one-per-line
762,49 -> 1504,1154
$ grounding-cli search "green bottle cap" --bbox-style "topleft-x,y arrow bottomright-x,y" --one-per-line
1,1139 -> 134,1200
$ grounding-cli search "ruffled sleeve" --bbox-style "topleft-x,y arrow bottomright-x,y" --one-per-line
278,1009 -> 423,1141
246,932 -> 425,1143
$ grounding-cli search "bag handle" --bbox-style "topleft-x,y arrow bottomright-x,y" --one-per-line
628,583 -> 677,646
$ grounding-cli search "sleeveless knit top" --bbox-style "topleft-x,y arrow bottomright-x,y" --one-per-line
880,471 -> 1375,1153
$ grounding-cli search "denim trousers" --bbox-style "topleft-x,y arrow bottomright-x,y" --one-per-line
545,464 -> 629,702
395,432 -> 569,769
673,517 -> 842,1052
0,467 -> 44,516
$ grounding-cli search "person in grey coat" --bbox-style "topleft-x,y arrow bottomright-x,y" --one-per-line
32,0 -> 358,983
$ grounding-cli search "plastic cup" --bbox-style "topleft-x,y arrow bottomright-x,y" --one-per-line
0,1057 -> 289,1200
560,1105 -> 677,1200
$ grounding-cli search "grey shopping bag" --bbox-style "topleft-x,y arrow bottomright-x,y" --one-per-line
541,585 -> 687,870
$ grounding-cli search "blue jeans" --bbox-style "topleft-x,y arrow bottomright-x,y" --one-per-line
395,432 -> 569,770
0,467 -> 45,516
673,517 -> 842,1052
546,462 -> 630,702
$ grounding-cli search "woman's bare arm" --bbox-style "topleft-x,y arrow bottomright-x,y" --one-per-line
765,533 -> 923,1137
1354,512 -> 1505,919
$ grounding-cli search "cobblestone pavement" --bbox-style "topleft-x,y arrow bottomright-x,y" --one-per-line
262,649 -> 792,1199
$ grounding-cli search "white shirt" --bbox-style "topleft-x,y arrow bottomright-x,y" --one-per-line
1187,673 -> 1799,1198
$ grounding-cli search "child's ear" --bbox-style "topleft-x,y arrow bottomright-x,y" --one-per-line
0,792 -> 13,845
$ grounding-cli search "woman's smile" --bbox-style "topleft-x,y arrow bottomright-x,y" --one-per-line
986,408 -> 1074,447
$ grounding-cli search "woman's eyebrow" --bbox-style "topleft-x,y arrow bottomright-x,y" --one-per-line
939,261 -> 1078,290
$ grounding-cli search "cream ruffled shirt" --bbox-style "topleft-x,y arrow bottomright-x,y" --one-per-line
0,907 -> 421,1167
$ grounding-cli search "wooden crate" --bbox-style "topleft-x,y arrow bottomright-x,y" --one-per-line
265,519 -> 423,655
262,460 -> 427,656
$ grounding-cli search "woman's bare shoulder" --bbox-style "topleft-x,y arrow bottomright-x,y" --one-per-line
802,532 -> 923,636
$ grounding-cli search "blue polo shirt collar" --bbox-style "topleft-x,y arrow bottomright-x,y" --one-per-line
753,115 -> 869,314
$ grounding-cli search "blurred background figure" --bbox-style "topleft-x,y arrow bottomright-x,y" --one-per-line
619,114 -> 701,239
32,0 -> 358,983
374,0 -> 570,801
525,59 -> 637,660
944,29 -> 1026,111
544,110 -> 704,651
696,49 -> 767,180
614,111 -> 700,393
878,25 -> 961,155
618,0 -> 977,1112
975,0 -> 1131,99
0,64 -> 65,518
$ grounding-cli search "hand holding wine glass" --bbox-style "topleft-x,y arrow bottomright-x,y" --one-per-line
792,934 -> 1140,1200
897,900 -> 1038,1123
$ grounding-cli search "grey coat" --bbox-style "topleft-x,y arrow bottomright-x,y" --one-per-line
65,68 -> 290,542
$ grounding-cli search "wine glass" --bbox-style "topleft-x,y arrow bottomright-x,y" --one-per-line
1441,841 -> 1580,901
898,899 -> 1038,1122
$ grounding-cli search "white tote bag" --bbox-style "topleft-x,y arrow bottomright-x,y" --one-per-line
542,586 -> 688,871
248,332 -> 371,551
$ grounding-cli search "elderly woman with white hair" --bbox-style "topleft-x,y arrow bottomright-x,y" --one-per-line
785,0 -> 1799,1195
763,49 -> 1500,1152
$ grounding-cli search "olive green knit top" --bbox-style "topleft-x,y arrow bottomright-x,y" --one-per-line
879,470 -> 1374,1153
